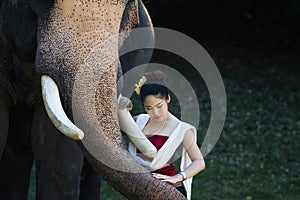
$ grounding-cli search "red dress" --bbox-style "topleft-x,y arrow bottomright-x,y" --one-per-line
138,135 -> 176,176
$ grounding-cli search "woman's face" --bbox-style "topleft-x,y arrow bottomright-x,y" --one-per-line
143,95 -> 169,122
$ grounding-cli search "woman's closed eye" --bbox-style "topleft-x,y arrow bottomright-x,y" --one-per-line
146,103 -> 163,111
146,107 -> 152,111
156,104 -> 163,108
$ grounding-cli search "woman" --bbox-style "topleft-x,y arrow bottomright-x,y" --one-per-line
119,71 -> 205,199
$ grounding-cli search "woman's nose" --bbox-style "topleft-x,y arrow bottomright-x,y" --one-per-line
153,108 -> 159,115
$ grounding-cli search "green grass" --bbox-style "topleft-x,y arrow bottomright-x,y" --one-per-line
191,43 -> 300,200
28,43 -> 300,199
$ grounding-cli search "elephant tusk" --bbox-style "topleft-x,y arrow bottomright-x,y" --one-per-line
118,95 -> 157,158
41,75 -> 84,140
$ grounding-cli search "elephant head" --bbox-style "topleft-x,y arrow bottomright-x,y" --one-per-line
28,0 -> 186,199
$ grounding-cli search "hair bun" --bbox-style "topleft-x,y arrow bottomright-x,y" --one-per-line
143,70 -> 166,84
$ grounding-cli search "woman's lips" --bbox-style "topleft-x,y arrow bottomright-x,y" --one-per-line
154,116 -> 161,120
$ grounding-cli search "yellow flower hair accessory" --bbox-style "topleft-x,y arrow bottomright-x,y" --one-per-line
135,76 -> 147,95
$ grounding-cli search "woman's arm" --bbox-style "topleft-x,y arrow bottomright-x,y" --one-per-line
118,95 -> 157,158
180,129 -> 205,180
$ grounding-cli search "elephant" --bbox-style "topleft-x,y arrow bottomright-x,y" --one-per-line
0,0 -> 187,199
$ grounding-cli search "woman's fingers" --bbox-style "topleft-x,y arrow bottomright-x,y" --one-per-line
152,173 -> 179,184
118,96 -> 133,110
127,101 -> 133,111
152,173 -> 168,180
152,173 -> 162,178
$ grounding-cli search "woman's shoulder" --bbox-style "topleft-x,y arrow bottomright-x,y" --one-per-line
169,113 -> 195,129
177,120 -> 197,135
180,121 -> 196,129
179,122 -> 197,143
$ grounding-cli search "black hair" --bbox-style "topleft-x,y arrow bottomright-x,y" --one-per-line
140,83 -> 169,102
139,71 -> 169,102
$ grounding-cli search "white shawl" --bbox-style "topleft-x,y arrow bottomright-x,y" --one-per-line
128,114 -> 197,200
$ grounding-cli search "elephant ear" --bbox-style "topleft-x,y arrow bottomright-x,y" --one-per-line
120,0 -> 139,35
118,0 -> 154,96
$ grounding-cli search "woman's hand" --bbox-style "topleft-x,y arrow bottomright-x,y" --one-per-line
152,173 -> 183,184
118,96 -> 133,111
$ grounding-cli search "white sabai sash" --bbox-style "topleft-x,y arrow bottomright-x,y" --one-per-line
128,114 -> 197,200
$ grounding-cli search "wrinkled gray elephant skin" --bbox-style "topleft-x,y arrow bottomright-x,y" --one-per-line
0,0 -> 186,199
